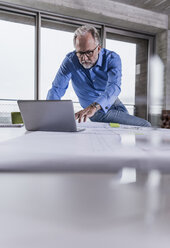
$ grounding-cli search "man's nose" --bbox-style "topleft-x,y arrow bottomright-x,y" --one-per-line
81,53 -> 89,60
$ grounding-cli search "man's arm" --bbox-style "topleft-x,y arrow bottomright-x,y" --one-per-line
95,53 -> 122,113
47,56 -> 72,100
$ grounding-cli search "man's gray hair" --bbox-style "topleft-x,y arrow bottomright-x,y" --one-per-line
73,25 -> 100,47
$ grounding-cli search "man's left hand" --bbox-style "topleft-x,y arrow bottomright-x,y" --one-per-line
75,104 -> 98,123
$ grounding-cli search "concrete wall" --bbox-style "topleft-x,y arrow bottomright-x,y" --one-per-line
1,0 -> 168,33
165,31 -> 170,109
156,31 -> 168,109
156,30 -> 170,110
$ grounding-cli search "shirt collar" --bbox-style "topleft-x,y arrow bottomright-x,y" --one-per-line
95,49 -> 103,67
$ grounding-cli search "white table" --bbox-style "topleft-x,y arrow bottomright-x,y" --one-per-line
0,123 -> 170,172
0,172 -> 170,248
0,123 -> 170,248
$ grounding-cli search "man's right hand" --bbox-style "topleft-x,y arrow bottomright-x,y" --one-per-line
75,103 -> 100,123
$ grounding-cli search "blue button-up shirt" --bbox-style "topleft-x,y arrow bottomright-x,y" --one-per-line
47,48 -> 122,113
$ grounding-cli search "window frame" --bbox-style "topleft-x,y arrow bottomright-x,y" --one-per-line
0,1 -> 155,119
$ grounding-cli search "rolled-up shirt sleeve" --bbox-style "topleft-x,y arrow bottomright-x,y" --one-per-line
46,56 -> 72,100
95,53 -> 122,113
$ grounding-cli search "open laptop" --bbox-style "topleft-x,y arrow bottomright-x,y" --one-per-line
17,100 -> 84,132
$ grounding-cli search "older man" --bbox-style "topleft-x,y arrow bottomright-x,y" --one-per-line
47,25 -> 151,127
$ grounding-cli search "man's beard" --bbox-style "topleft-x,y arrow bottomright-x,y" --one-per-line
81,60 -> 94,69
79,55 -> 98,69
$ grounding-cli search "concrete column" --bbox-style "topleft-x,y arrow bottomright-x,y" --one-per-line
166,30 -> 170,109
156,30 -> 170,110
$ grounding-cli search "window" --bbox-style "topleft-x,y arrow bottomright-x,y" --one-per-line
106,38 -> 136,115
0,4 -> 153,121
0,16 -> 35,100
40,21 -> 81,111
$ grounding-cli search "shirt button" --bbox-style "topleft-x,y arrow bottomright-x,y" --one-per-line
93,80 -> 95,82
105,106 -> 108,109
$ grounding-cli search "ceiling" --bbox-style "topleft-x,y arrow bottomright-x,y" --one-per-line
112,0 -> 170,15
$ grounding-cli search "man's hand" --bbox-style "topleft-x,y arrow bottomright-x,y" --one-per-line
75,103 -> 100,123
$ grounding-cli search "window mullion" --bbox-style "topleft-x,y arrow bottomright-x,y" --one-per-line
35,12 -> 41,100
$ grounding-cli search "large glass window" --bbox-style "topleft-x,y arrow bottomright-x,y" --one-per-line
40,23 -> 81,111
0,17 -> 35,100
106,38 -> 136,115
0,6 -> 151,119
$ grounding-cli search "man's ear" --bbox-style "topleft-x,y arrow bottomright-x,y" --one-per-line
98,45 -> 102,53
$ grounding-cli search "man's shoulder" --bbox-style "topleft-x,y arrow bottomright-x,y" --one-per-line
65,51 -> 76,61
101,48 -> 120,59
61,51 -> 77,68
61,51 -> 79,71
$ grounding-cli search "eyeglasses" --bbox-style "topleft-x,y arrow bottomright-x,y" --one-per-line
76,45 -> 99,58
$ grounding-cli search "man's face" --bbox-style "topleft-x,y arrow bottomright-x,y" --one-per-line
75,32 -> 101,69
